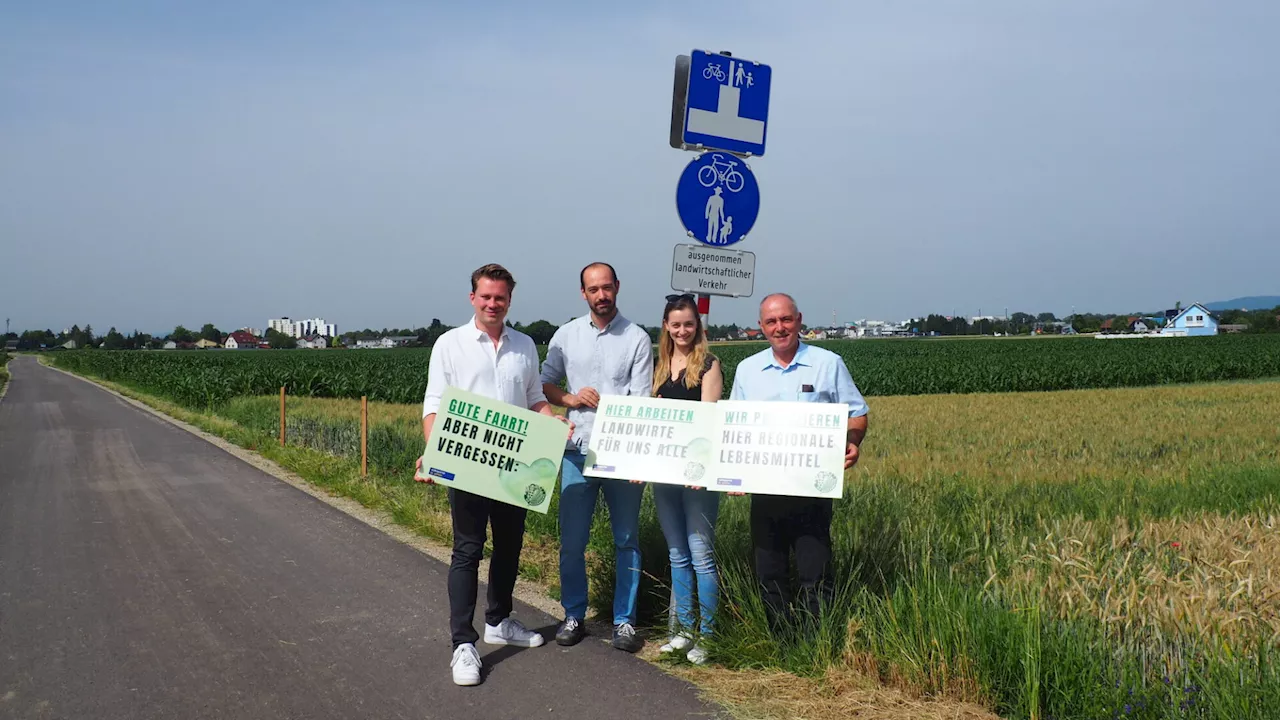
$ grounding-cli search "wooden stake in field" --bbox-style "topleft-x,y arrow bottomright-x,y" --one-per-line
361,395 -> 368,477
279,386 -> 286,447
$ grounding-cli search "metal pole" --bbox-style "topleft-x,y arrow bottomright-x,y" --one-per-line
697,294 -> 711,340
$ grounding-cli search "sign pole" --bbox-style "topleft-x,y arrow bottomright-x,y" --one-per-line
671,47 -> 771,339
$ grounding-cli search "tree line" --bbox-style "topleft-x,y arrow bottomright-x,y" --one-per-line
5,324 -> 260,351
5,305 -> 1277,351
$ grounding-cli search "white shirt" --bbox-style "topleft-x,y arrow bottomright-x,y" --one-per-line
422,317 -> 547,418
539,313 -> 654,452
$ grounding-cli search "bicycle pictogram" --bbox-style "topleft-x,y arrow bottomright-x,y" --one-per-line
702,64 -> 726,82
696,154 -> 745,193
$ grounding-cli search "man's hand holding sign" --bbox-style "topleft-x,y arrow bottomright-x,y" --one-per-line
559,386 -> 601,409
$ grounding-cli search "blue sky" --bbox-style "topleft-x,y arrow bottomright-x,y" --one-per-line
2,1 -> 1277,334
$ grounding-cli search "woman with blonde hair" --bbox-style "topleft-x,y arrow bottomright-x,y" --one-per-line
651,294 -> 723,664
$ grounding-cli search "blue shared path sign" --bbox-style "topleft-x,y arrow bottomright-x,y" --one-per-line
682,50 -> 772,157
675,152 -> 759,247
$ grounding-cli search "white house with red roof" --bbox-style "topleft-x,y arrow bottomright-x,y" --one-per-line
223,330 -> 261,349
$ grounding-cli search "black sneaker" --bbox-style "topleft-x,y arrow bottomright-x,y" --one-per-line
555,617 -> 586,646
611,622 -> 643,653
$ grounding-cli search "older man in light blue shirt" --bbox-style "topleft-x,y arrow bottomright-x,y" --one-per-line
540,262 -> 653,653
729,292 -> 869,627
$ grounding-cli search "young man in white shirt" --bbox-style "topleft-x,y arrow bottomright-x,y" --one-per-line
416,263 -> 571,686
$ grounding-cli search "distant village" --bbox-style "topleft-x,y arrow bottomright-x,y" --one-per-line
164,317 -> 342,351
164,316 -> 432,351
723,301 -> 1238,343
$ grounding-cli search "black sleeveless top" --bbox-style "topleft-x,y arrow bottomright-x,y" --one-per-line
655,355 -> 716,401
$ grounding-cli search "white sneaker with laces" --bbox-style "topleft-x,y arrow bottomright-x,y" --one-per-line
687,641 -> 710,665
659,634 -> 693,654
484,617 -> 545,648
451,643 -> 482,686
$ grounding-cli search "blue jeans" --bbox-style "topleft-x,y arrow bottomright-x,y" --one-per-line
653,483 -> 720,636
558,452 -> 645,626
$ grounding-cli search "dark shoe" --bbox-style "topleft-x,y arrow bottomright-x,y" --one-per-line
555,617 -> 586,646
611,622 -> 643,653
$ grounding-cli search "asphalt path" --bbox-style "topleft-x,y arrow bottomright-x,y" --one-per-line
0,357 -> 723,719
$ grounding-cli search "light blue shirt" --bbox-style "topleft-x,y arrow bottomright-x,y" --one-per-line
729,342 -> 868,417
540,313 -> 654,452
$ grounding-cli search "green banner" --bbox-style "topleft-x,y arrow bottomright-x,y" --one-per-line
584,396 -> 849,498
416,386 -> 568,513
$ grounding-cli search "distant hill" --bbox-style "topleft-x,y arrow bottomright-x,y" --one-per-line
1203,296 -> 1280,312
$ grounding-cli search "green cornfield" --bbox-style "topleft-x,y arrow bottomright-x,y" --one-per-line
48,334 -> 1280,408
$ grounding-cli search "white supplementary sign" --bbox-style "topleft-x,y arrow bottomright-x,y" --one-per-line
671,243 -> 756,298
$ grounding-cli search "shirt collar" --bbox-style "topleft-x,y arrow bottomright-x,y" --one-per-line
584,312 -> 626,335
470,316 -> 509,342
762,342 -> 811,370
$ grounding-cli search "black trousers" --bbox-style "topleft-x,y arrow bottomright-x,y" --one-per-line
749,495 -> 834,624
448,488 -> 527,648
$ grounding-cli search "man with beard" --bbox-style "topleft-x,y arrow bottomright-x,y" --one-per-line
540,262 -> 654,653
728,293 -> 869,628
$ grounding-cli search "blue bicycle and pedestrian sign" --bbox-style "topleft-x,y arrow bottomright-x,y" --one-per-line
681,50 -> 772,157
675,152 -> 759,247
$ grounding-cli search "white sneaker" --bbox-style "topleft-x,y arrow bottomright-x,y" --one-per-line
687,641 -> 710,665
450,643 -> 482,686
659,633 -> 693,654
484,617 -> 545,648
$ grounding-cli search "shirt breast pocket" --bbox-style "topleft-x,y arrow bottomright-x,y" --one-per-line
506,356 -> 532,391
799,379 -> 832,402
610,358 -> 632,391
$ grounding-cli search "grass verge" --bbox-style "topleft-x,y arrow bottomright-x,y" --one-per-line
0,353 -> 11,398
